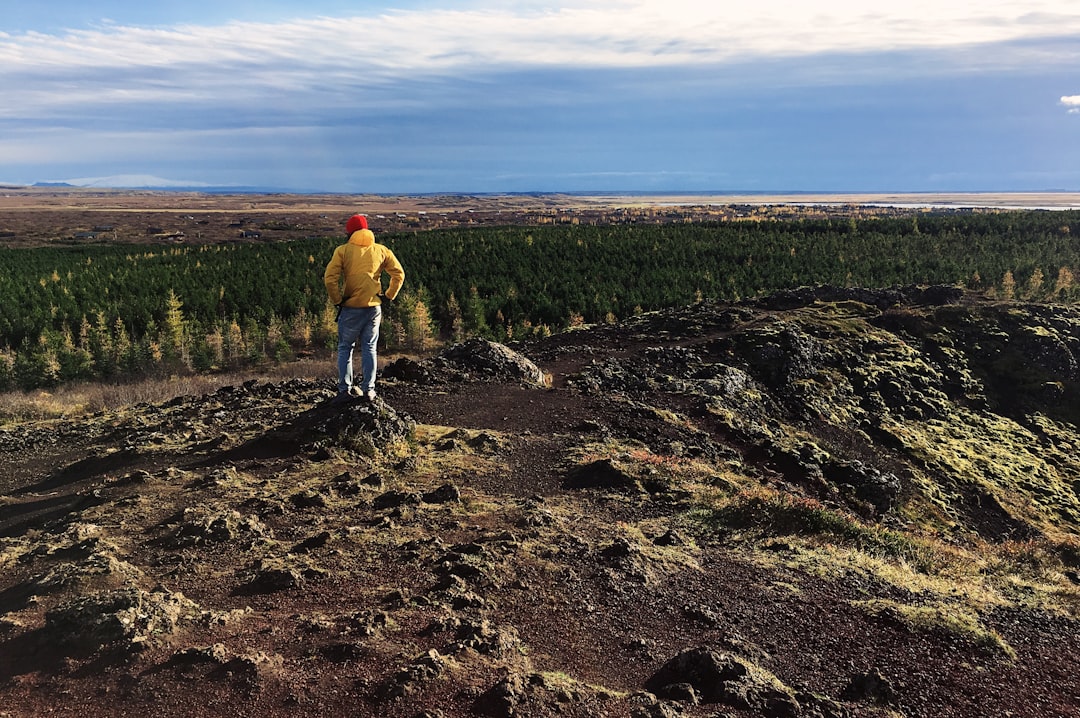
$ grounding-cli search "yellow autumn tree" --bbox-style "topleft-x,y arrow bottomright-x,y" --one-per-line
290,307 -> 313,347
1001,270 -> 1016,300
406,297 -> 436,353
163,289 -> 186,365
317,299 -> 338,349
1025,267 -> 1044,300
1054,267 -> 1075,300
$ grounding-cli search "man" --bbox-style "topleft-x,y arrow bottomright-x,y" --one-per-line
323,214 -> 405,401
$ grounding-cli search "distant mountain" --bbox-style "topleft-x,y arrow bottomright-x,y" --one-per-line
29,175 -> 304,193
46,174 -> 214,189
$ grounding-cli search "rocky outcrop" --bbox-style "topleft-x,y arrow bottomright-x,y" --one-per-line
163,508 -> 273,549
44,586 -> 198,652
562,288 -> 1080,539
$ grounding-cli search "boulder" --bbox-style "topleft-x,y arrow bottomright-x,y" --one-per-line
756,284 -> 961,311
841,669 -> 897,705
646,646 -> 800,716
441,338 -> 547,386
380,649 -> 453,700
423,483 -> 462,504
822,459 -> 901,515
382,356 -> 440,384
564,458 -> 639,491
452,619 -> 522,657
244,557 -> 328,593
240,398 -> 415,459
476,672 -> 529,718
373,490 -> 423,510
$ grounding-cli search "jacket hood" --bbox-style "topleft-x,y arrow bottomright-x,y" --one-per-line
348,229 -> 375,248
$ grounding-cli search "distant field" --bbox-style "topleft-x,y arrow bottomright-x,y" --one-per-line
3,188 -> 1078,247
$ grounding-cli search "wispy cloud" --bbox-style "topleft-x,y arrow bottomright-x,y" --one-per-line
1062,95 -> 1080,114
3,1 -> 1079,94
0,0 -> 1073,133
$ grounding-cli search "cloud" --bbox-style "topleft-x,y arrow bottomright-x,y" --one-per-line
3,1 -> 1079,82
1063,95 -> 1080,113
4,1 -> 1079,191
0,0 -> 1074,132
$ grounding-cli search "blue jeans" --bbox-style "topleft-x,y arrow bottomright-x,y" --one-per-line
337,305 -> 382,393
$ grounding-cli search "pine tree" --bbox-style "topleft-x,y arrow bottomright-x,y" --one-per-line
90,312 -> 116,377
113,317 -> 135,374
445,293 -> 464,343
244,318 -> 267,365
495,310 -> 508,339
383,316 -> 406,352
204,323 -> 225,369
78,315 -> 92,354
141,319 -> 163,372
462,286 -> 490,337
0,347 -> 13,391
56,324 -> 93,382
267,315 -> 292,362
13,336 -> 59,389
290,307 -> 313,347
163,289 -> 186,366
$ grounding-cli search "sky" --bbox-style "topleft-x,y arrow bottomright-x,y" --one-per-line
2,0 -> 1080,193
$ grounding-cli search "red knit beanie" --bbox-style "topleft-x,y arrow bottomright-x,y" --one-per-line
346,214 -> 368,234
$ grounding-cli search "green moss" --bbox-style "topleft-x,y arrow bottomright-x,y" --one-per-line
1021,324 -> 1056,339
881,410 -> 1080,537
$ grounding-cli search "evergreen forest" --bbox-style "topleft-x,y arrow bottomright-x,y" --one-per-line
1,210 -> 1078,390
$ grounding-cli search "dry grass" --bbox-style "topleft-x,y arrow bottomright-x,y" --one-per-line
0,357 -> 332,423
851,598 -> 1016,659
694,486 -> 942,570
742,519 -> 1080,625
0,347 -> 442,424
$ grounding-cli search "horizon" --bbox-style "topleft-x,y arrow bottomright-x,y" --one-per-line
6,184 -> 1080,213
7,182 -> 1080,202
2,1 -> 1080,195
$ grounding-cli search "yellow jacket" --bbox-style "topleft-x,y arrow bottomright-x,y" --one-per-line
323,229 -> 405,307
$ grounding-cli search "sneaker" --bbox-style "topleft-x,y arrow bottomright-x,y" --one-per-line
347,386 -> 363,398
364,389 -> 377,402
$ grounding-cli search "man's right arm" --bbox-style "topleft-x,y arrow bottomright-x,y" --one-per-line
381,249 -> 405,301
